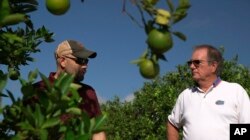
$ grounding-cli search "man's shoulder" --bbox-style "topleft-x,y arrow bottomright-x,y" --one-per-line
176,87 -> 195,99
33,80 -> 46,89
77,83 -> 95,91
219,80 -> 244,89
182,86 -> 197,93
32,72 -> 55,88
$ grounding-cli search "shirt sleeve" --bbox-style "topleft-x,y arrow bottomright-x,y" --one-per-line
78,84 -> 102,118
168,91 -> 184,129
237,84 -> 250,123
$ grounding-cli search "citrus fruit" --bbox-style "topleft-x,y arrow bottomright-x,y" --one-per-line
8,68 -> 20,80
46,0 -> 70,15
139,59 -> 159,79
147,29 -> 173,54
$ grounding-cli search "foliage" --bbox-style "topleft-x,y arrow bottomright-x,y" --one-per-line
129,0 -> 191,79
102,57 -> 250,139
1,1 -> 107,139
0,0 -> 54,79
0,0 -> 191,81
0,70 -> 107,140
221,56 -> 250,95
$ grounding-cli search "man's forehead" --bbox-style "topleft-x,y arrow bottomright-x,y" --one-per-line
192,48 -> 207,57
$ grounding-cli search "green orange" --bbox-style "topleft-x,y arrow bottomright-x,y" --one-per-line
147,29 -> 173,54
46,0 -> 70,15
8,67 -> 20,80
139,59 -> 159,79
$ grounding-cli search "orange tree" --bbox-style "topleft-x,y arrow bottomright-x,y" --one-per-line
101,54 -> 250,139
127,0 -> 191,79
0,0 -> 106,139
43,0 -> 191,79
0,0 -> 190,139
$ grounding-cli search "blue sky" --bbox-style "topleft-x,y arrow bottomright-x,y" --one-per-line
3,0 -> 250,105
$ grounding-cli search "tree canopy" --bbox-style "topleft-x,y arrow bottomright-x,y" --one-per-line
101,55 -> 250,139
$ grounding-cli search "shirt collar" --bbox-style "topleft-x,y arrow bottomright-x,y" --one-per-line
48,72 -> 56,83
192,77 -> 222,92
213,77 -> 221,87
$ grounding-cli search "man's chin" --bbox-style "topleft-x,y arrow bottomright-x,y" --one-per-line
192,76 -> 199,81
74,76 -> 84,82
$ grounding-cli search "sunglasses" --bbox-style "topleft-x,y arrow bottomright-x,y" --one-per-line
64,56 -> 89,65
187,60 -> 205,67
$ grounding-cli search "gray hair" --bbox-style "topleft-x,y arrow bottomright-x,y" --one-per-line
194,44 -> 224,76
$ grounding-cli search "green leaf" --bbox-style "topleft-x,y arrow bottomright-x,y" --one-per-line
21,84 -> 35,98
17,121 -> 35,131
92,113 -> 108,132
55,73 -> 74,95
1,33 -> 23,42
34,104 -> 44,127
151,54 -> 158,64
15,4 -> 37,13
89,118 -> 96,133
145,20 -> 155,34
54,73 -> 66,88
172,0 -> 191,24
69,85 -> 81,103
39,72 -> 52,90
19,77 -> 27,86
65,130 -> 75,140
172,10 -> 187,24
0,108 -> 3,114
66,107 -> 82,115
19,0 -> 38,5
166,0 -> 175,13
6,90 -> 16,103
79,120 -> 85,135
59,126 -> 67,133
59,75 -> 74,95
156,53 -> 167,61
140,48 -> 149,59
22,106 -> 36,126
179,0 -> 191,9
130,59 -> 144,65
0,0 -> 10,20
28,69 -> 38,82
172,31 -> 187,41
52,109 -> 62,117
0,71 -> 7,91
82,112 -> 91,133
41,117 -> 60,129
75,134 -> 91,140
0,93 -> 8,97
0,13 -> 28,27
39,129 -> 48,140
26,56 -> 35,62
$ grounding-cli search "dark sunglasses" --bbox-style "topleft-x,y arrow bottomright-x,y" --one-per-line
64,56 -> 89,65
187,60 -> 204,67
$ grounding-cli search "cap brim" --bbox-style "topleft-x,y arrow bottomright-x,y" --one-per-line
73,50 -> 97,59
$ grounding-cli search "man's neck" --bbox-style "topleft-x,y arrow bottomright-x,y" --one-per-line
197,76 -> 218,92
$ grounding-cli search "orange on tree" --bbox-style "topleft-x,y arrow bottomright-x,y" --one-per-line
8,67 -> 20,80
46,0 -> 70,15
139,59 -> 159,79
147,29 -> 173,54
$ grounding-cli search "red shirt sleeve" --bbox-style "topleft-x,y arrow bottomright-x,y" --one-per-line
77,84 -> 102,118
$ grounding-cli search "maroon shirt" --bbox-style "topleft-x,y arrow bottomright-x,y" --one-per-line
31,72 -> 101,118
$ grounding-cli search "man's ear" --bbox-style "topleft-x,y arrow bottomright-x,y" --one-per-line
211,61 -> 218,73
59,57 -> 66,69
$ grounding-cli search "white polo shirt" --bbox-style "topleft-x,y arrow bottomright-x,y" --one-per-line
168,80 -> 250,140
